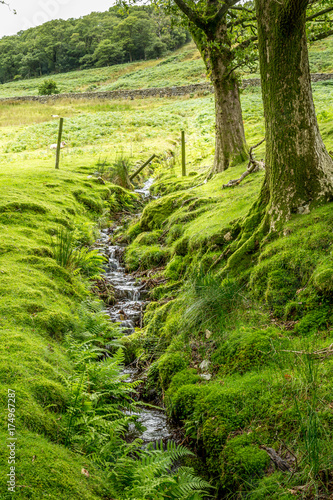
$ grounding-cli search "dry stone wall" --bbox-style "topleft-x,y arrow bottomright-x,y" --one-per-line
0,73 -> 332,104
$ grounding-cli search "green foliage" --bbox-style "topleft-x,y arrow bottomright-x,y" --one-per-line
125,243 -> 170,271
38,79 -> 60,95
110,440 -> 212,500
0,6 -> 190,85
159,352 -> 188,390
211,327 -> 280,375
220,434 -> 270,490
181,269 -> 241,333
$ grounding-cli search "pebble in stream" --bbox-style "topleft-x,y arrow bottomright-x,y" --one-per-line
97,179 -> 173,444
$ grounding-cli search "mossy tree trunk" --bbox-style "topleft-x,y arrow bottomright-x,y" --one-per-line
191,23 -> 248,172
256,0 -> 333,228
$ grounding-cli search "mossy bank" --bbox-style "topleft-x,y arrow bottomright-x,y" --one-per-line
119,134 -> 333,497
0,159 -> 141,499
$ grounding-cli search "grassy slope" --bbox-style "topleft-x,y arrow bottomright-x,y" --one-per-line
0,163 -> 114,498
0,36 -> 332,99
117,80 -> 333,498
0,52 -> 332,497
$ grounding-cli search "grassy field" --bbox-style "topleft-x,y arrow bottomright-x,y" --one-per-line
0,59 -> 333,498
0,36 -> 332,99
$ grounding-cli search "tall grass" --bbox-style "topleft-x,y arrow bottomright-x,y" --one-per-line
181,268 -> 243,334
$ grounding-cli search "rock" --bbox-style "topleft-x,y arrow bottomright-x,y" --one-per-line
224,232 -> 232,242
205,329 -> 212,339
199,360 -> 211,371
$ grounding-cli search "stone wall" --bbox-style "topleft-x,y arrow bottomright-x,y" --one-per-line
0,73 -> 332,104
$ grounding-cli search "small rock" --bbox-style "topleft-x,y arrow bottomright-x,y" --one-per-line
205,329 -> 212,339
199,360 -> 211,371
224,232 -> 232,242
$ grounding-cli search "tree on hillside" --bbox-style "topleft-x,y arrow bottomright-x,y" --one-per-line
168,0 -> 253,172
225,0 -> 333,270
255,0 -> 333,226
157,0 -> 332,174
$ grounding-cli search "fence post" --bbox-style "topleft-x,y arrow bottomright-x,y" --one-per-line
181,130 -> 186,177
129,154 -> 156,181
55,118 -> 64,170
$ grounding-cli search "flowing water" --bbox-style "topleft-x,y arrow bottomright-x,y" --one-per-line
96,179 -> 173,444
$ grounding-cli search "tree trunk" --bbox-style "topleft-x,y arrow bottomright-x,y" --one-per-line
256,0 -> 333,228
191,22 -> 248,173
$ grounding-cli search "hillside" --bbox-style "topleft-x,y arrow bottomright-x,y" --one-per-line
0,36 -> 332,99
1,17 -> 333,499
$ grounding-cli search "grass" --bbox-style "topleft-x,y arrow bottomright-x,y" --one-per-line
0,36 -> 332,99
0,46 -> 332,497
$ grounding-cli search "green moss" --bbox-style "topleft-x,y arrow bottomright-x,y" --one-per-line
119,330 -> 144,364
313,264 -> 333,292
164,255 -> 189,280
220,434 -> 270,490
158,351 -> 188,391
211,327 -> 280,375
125,243 -> 170,271
140,192 -> 193,231
133,229 -> 163,246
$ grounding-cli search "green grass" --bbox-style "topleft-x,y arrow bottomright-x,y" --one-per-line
0,36 -> 332,99
0,57 -> 333,497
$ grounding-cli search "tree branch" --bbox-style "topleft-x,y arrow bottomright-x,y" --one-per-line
172,0 -> 208,32
227,16 -> 257,29
233,35 -> 258,52
212,0 -> 241,29
306,6 -> 333,22
222,138 -> 265,189
309,28 -> 333,41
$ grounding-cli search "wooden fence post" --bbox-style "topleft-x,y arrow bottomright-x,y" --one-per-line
129,154 -> 156,181
181,131 -> 186,177
55,118 -> 64,170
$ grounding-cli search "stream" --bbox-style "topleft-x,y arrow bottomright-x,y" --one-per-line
96,179 -> 173,445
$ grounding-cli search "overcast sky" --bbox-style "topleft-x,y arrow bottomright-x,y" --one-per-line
1,0 -> 116,37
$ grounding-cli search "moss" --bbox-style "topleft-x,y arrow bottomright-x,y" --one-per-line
36,310 -> 75,340
293,307 -> 331,335
165,255 -> 189,280
158,351 -> 188,391
140,192 -> 193,231
133,229 -> 163,246
126,221 -> 142,242
31,378 -> 69,412
211,327 -> 280,375
119,330 -> 144,364
313,264 -> 333,293
172,235 -> 190,256
0,201 -> 49,214
220,434 -> 270,490
73,189 -> 105,213
125,243 -> 170,271
165,224 -> 184,245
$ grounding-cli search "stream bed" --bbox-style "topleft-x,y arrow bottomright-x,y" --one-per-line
96,179 -> 173,445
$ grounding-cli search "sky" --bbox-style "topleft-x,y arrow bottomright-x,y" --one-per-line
0,0 -> 116,37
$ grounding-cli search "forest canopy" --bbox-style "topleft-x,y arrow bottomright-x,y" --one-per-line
0,6 -> 190,83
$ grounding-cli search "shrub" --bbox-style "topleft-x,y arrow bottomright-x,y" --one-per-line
38,79 -> 60,95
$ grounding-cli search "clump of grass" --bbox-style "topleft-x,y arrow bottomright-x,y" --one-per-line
106,155 -> 133,189
181,267 -> 242,334
50,225 -> 106,278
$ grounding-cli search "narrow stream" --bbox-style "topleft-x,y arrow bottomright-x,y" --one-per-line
96,179 -> 173,445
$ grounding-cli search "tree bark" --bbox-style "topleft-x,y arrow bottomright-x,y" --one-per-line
255,0 -> 333,228
191,21 -> 247,172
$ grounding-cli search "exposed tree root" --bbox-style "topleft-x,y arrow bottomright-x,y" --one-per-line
222,138 -> 266,189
